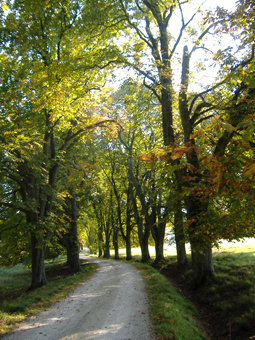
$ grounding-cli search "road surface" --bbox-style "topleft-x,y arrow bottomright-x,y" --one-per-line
3,256 -> 154,340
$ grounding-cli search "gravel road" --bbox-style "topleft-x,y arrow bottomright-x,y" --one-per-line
3,255 -> 154,340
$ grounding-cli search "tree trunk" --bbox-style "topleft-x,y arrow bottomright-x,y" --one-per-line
68,194 -> 80,272
126,224 -> 132,260
113,227 -> 119,259
187,192 -> 215,287
174,199 -> 187,267
178,45 -> 214,285
138,218 -> 150,263
98,224 -> 103,257
125,184 -> 132,260
103,221 -> 111,258
151,221 -> 166,264
103,242 -> 110,258
30,233 -> 46,290
191,240 -> 215,288
59,194 -> 81,272
66,244 -> 81,272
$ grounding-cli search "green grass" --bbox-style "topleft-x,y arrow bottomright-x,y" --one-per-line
208,250 -> 255,331
0,257 -> 97,335
130,261 -> 207,340
164,240 -> 255,337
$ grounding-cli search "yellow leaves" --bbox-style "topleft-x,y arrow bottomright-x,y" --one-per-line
171,147 -> 186,160
243,162 -> 255,177
2,3 -> 9,11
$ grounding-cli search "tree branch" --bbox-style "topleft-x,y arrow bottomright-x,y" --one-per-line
191,102 -> 213,126
143,77 -> 161,102
189,45 -> 255,114
0,218 -> 24,236
118,0 -> 153,49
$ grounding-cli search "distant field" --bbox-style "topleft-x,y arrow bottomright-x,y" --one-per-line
110,238 -> 255,258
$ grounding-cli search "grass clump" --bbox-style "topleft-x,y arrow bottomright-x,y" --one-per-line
130,261 -> 207,340
0,258 -> 97,335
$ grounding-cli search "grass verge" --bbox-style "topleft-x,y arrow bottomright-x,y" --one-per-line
0,257 -> 97,336
123,260 -> 207,340
159,249 -> 255,339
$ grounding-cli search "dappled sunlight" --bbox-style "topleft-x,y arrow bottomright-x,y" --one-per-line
74,322 -> 126,340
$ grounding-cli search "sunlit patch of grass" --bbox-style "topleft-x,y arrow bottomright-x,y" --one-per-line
129,261 -> 207,340
0,258 -> 97,335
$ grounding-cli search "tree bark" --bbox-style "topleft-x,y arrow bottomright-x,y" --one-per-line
103,218 -> 111,258
113,227 -> 119,259
138,218 -> 151,263
174,198 -> 187,267
125,183 -> 132,260
30,233 -> 47,290
151,220 -> 165,264
126,226 -> 132,260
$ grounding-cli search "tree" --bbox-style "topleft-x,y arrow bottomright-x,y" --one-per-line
0,0 -> 118,288
113,0 -> 254,284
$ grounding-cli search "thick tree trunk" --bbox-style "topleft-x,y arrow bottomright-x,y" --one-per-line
138,219 -> 150,263
174,199 -> 187,267
59,232 -> 81,273
191,241 -> 215,287
187,193 -> 215,287
60,194 -> 81,272
103,243 -> 110,258
30,233 -> 46,290
151,221 -> 166,264
140,236 -> 150,263
66,245 -> 80,272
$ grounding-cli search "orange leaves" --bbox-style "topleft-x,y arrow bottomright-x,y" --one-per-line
137,154 -> 158,164
137,144 -> 201,165
187,163 -> 196,174
170,145 -> 200,160
189,128 -> 203,140
170,147 -> 186,160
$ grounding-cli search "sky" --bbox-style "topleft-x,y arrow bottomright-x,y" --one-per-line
205,0 -> 237,11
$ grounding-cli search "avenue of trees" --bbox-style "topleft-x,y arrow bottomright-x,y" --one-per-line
0,0 -> 255,289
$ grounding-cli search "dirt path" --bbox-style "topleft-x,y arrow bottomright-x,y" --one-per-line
3,256 -> 154,340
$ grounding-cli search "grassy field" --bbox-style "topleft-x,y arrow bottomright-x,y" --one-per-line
111,237 -> 255,258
